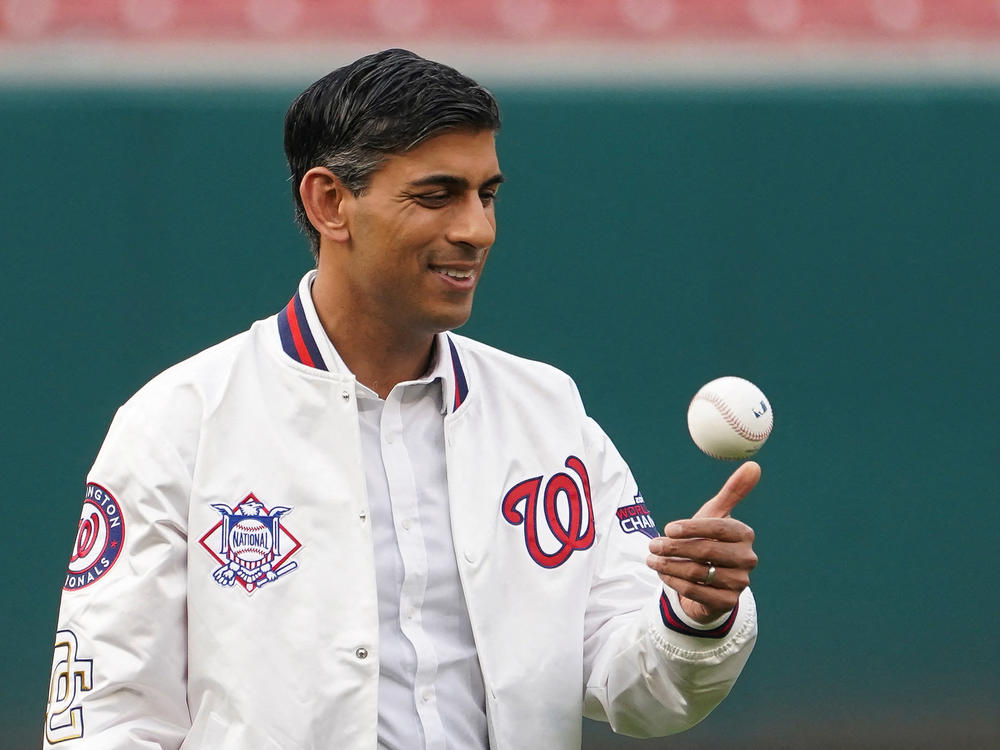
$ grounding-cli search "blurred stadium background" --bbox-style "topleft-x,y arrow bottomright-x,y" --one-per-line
3,1 -> 999,748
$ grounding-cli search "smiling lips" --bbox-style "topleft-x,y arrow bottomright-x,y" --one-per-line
439,268 -> 473,279
430,263 -> 477,286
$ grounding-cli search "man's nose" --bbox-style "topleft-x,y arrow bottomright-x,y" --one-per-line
447,193 -> 496,250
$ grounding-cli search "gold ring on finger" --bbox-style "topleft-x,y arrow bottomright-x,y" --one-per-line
704,563 -> 717,585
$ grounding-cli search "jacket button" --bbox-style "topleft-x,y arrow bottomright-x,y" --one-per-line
355,647 -> 369,660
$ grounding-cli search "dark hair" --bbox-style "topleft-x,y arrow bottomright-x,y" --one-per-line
284,48 -> 502,259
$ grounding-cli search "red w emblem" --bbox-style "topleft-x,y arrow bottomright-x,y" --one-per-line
501,456 -> 595,568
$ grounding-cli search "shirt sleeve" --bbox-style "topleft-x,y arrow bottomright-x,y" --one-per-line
44,401 -> 191,749
579,416 -> 757,738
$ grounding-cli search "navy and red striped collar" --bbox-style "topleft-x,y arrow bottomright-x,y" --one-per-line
445,336 -> 470,414
277,290 -> 327,371
276,277 -> 470,412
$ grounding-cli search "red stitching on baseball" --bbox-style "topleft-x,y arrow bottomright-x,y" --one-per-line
697,391 -> 771,442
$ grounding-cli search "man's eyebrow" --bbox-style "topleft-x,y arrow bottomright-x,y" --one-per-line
407,173 -> 505,190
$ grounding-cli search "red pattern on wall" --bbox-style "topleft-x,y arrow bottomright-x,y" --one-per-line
2,0 -> 999,41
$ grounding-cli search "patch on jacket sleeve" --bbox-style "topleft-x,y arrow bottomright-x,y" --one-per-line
501,456 -> 596,568
45,629 -> 93,743
64,483 -> 125,591
199,493 -> 301,595
616,492 -> 659,539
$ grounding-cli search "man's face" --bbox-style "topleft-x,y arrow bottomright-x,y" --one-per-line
337,128 -> 503,341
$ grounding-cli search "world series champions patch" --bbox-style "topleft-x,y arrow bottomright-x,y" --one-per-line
617,492 -> 658,539
199,493 -> 301,595
64,484 -> 125,591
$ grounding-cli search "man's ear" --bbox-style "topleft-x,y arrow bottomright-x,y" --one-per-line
299,167 -> 353,243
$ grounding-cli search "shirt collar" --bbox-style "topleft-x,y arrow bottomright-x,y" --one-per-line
276,271 -> 470,414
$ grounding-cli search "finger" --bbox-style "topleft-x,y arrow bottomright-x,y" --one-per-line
663,518 -> 755,543
645,556 -> 751,591
649,537 -> 758,570
692,461 -> 761,519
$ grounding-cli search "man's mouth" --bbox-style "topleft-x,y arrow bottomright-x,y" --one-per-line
429,263 -> 477,282
437,268 -> 474,279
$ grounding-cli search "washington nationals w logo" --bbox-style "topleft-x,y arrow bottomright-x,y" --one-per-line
502,456 -> 595,568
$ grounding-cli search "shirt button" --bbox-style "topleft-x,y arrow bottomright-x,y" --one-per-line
359,511 -> 367,523
341,390 -> 351,401
422,688 -> 433,703
464,550 -> 476,564
406,607 -> 416,620
385,433 -> 395,444
355,647 -> 369,660
401,518 -> 412,531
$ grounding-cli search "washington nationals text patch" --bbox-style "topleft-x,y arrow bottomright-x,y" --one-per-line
64,484 -> 125,591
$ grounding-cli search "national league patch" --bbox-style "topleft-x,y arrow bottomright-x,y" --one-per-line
199,493 -> 301,594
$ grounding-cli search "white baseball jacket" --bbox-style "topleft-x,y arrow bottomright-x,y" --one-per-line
45,282 -> 757,750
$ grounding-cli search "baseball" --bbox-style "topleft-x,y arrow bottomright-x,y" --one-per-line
228,519 -> 272,562
687,376 -> 773,460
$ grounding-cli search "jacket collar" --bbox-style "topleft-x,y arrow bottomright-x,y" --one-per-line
276,277 -> 328,371
276,272 -> 470,413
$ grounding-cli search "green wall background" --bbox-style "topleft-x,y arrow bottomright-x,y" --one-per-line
2,83 -> 998,748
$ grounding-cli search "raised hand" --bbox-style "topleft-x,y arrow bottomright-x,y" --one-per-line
646,462 -> 760,622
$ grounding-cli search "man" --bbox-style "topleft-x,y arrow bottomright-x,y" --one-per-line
45,49 -> 759,749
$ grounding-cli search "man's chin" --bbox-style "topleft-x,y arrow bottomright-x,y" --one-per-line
429,302 -> 475,334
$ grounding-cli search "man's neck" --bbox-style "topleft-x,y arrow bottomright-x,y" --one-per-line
334,331 -> 436,400
311,275 -> 435,400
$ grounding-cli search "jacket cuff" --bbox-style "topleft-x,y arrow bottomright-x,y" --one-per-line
658,585 -> 738,639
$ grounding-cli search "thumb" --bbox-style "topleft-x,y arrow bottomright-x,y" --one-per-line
692,461 -> 761,519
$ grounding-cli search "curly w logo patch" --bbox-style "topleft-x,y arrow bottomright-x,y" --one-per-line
501,456 -> 595,568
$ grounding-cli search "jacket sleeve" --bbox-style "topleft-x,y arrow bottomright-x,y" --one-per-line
580,416 -> 757,738
43,400 -> 192,749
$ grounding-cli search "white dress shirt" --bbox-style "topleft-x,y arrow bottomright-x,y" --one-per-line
299,275 -> 487,750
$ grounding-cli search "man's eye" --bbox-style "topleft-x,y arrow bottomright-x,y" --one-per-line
416,192 -> 450,205
480,191 -> 498,205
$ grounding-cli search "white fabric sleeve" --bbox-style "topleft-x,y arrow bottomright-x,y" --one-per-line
580,416 -> 757,738
43,402 -> 191,749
